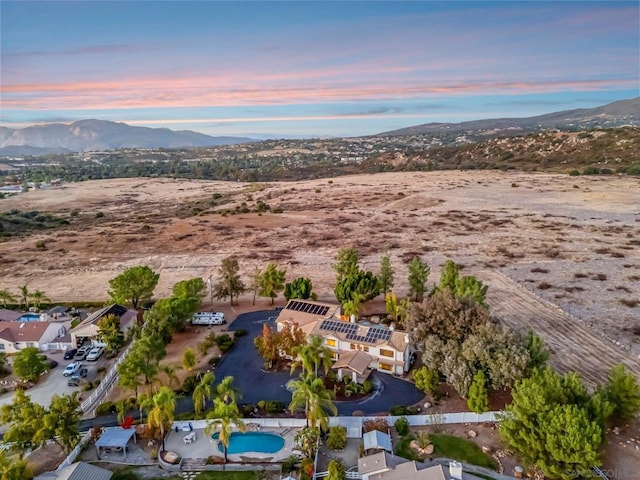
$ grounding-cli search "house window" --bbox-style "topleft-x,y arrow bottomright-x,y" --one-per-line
26,342 -> 35,348
0,344 -> 4,350
379,363 -> 392,371
380,349 -> 394,358
326,339 -> 337,347
331,353 -> 338,361
350,343 -> 356,350
363,346 -> 369,352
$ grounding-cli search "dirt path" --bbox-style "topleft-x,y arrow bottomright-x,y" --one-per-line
483,270 -> 640,387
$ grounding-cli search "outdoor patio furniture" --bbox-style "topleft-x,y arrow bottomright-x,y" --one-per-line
183,432 -> 197,444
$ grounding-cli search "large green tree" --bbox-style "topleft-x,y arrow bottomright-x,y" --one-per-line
407,256 -> 429,302
499,367 -> 608,479
144,386 -> 176,450
193,372 -> 215,415
0,450 -> 32,480
258,262 -> 286,305
97,313 -> 124,354
28,290 -> 50,309
284,277 -> 314,301
379,253 -> 394,294
44,393 -> 81,453
333,247 -> 360,283
605,364 -> 640,421
0,289 -> 15,308
288,373 -> 337,430
290,335 -> 333,377
434,259 -> 488,305
12,347 -> 48,382
334,270 -> 380,304
108,265 -> 159,309
212,256 -> 246,305
0,390 -> 47,451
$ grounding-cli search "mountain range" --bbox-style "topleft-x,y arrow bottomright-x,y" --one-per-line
379,97 -> 640,136
0,119 -> 254,156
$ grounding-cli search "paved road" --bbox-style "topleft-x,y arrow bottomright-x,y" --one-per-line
213,309 -> 424,415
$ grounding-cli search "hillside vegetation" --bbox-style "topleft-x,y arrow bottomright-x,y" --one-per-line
365,127 -> 640,175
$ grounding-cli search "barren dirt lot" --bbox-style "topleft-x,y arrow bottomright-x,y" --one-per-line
1,171 -> 639,385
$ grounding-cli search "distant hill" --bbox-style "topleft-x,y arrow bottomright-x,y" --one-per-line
380,98 -> 640,137
0,119 -> 255,155
363,127 -> 640,174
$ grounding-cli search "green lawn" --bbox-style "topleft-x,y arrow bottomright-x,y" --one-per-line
112,471 -> 263,480
429,434 -> 499,470
393,433 -> 499,471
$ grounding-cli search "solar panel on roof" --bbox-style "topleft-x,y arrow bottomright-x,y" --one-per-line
287,300 -> 330,316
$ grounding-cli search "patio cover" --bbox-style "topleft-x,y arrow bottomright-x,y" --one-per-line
331,350 -> 373,375
95,428 -> 137,459
363,429 -> 392,452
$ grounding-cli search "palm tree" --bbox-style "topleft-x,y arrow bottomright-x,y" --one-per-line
216,375 -> 240,404
205,397 -> 246,464
29,290 -> 51,310
144,386 -> 176,450
0,289 -> 15,309
291,335 -> 333,377
153,364 -> 181,390
193,372 -> 215,415
288,373 -> 337,430
19,285 -> 30,310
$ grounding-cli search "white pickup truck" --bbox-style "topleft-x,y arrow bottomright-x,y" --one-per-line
191,311 -> 225,325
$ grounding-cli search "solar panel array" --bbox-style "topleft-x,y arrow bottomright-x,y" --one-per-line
286,300 -> 330,316
319,319 -> 391,345
105,304 -> 128,317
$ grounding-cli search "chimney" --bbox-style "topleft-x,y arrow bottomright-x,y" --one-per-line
449,461 -> 463,480
350,314 -> 356,323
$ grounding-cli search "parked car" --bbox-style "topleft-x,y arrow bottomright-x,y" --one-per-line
63,348 -> 77,360
74,346 -> 91,361
68,366 -> 89,386
49,360 -> 58,369
86,346 -> 104,362
63,362 -> 81,377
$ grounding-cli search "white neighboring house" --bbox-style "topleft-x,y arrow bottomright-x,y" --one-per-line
275,299 -> 415,381
0,321 -> 67,353
71,304 -> 137,348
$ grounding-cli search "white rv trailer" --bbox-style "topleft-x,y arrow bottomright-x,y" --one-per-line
191,311 -> 226,325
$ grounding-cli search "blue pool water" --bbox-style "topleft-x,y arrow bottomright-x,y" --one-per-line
211,432 -> 284,454
18,313 -> 40,322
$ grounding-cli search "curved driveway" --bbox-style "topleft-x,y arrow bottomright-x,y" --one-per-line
214,310 -> 424,415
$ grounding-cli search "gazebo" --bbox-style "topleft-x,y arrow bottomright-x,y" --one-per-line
95,428 -> 137,460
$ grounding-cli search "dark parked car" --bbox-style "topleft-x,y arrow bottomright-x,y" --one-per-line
48,360 -> 58,368
64,349 -> 77,360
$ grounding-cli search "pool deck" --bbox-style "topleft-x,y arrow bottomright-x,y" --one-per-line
163,426 -> 300,464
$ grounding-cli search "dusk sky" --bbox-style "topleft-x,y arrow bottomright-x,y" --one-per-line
1,1 -> 638,138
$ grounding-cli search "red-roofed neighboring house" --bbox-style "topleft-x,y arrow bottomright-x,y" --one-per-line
0,321 -> 67,354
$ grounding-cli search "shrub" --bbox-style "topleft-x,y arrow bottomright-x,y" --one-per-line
95,401 -> 116,416
395,416 -> 410,436
568,169 -> 581,176
282,455 -> 297,474
95,212 -> 104,218
257,400 -> 266,410
215,334 -> 235,353
234,329 -> 248,338
35,240 -> 46,250
327,459 -> 346,480
180,375 -> 199,395
389,405 -> 410,416
241,404 -> 255,417
362,380 -> 374,393
150,448 -> 158,460
208,356 -> 220,366
265,400 -> 286,413
326,426 -> 347,450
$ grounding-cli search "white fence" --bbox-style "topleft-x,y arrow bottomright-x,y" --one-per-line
55,430 -> 91,471
172,412 -> 500,437
80,341 -> 135,414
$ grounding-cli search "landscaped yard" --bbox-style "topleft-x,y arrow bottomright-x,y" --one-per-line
394,432 -> 498,470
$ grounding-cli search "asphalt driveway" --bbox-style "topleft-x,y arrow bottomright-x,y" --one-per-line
214,309 -> 424,415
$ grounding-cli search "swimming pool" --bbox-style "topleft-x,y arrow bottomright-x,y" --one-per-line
211,431 -> 284,454
18,313 -> 41,322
